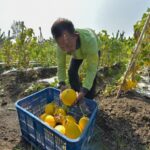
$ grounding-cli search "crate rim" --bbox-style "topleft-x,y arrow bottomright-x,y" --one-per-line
15,87 -> 98,143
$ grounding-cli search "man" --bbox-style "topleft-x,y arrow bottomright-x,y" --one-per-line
51,18 -> 100,103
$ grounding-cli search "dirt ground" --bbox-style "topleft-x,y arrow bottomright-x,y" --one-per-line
0,69 -> 150,150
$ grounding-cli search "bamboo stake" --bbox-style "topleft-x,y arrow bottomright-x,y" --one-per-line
116,13 -> 150,98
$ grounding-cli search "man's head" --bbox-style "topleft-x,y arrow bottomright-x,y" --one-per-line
51,18 -> 78,52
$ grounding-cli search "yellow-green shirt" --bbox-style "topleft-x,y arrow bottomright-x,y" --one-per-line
56,28 -> 100,90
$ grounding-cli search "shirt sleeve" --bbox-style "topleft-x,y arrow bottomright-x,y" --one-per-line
82,52 -> 98,90
81,29 -> 99,90
56,46 -> 66,82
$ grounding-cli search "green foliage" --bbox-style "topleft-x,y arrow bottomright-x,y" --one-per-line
103,84 -> 117,97
13,27 -> 36,69
0,39 -> 14,67
0,29 -> 6,45
0,24 -> 57,69
134,8 -> 150,40
24,78 -> 58,95
24,82 -> 49,95
134,8 -> 150,64
98,30 -> 134,67
50,78 -> 59,87
32,40 -> 56,67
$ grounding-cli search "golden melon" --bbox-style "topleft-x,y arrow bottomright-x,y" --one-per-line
45,102 -> 57,115
54,107 -> 67,123
40,113 -> 48,121
44,115 -> 56,127
79,116 -> 89,132
55,125 -> 66,135
65,120 -> 81,139
60,89 -> 77,106
62,115 -> 76,126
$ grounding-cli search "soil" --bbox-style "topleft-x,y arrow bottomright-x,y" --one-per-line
0,68 -> 149,150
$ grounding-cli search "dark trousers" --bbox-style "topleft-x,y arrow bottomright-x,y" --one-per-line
68,58 -> 97,99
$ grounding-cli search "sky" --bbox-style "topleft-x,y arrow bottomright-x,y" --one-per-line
0,0 -> 150,39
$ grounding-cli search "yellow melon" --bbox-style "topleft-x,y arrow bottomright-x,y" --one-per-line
40,113 -> 48,121
54,107 -> 67,123
44,115 -> 56,127
62,115 -> 76,126
54,107 -> 66,116
55,125 -> 66,135
45,102 -> 57,115
79,116 -> 89,132
60,89 -> 77,106
65,120 -> 82,139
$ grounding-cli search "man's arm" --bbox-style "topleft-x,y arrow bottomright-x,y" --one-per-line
56,47 -> 67,85
75,53 -> 98,104
82,53 -> 98,91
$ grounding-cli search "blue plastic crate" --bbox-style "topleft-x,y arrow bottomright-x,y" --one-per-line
15,87 -> 98,150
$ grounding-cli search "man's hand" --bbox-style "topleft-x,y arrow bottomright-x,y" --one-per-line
74,91 -> 86,105
57,81 -> 67,92
73,91 -> 91,115
60,85 -> 68,92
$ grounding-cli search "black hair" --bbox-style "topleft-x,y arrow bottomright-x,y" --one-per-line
51,18 -> 75,39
